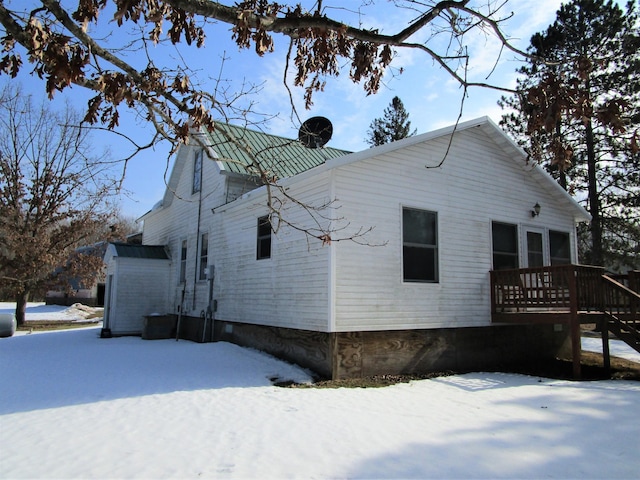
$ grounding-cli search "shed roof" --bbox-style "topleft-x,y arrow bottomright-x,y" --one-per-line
111,243 -> 169,260
201,123 -> 350,179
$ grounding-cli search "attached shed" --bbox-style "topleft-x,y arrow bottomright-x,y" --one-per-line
102,243 -> 171,336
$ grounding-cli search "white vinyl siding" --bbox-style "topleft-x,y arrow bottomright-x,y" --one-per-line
212,172 -> 332,331
104,250 -> 171,335
331,127 -> 579,331
141,120 -> 584,333
141,144 -> 247,316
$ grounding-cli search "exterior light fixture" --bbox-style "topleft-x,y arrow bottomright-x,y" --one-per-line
531,202 -> 541,217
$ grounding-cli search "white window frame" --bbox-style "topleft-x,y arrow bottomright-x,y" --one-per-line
402,206 -> 439,283
198,232 -> 209,281
192,149 -> 203,194
549,230 -> 572,265
491,221 -> 519,270
523,226 -> 548,268
256,216 -> 272,260
179,239 -> 188,283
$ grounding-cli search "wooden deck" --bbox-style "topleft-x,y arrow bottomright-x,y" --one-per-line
491,265 -> 640,378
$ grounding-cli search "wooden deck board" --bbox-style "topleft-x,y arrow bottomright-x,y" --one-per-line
492,311 -> 604,325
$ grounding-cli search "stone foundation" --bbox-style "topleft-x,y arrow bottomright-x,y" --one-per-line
214,320 -> 569,380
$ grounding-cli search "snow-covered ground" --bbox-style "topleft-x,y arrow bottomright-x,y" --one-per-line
1,305 -> 639,479
0,301 -> 103,324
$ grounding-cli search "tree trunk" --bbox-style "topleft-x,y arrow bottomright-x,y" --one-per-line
14,290 -> 29,327
555,120 -> 568,191
585,119 -> 603,266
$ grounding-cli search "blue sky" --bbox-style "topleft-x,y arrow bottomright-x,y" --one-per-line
7,0 -> 574,220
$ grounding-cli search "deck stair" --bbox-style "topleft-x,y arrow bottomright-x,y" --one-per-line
491,266 -> 640,376
600,274 -> 640,358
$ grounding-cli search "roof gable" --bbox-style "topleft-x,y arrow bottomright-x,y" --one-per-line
148,117 -> 590,225
216,117 -> 590,224
144,123 -> 350,217
318,117 -> 591,224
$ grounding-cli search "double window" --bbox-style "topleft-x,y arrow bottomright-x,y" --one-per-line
402,207 -> 438,282
257,216 -> 272,260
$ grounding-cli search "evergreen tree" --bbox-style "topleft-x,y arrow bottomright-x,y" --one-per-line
499,0 -> 640,270
367,96 -> 417,146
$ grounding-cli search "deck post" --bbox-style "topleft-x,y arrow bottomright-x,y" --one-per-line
600,317 -> 611,374
569,266 -> 581,379
570,316 -> 581,378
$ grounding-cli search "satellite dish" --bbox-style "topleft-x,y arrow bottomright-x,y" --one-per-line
298,116 -> 333,149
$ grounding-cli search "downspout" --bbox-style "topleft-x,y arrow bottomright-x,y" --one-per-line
328,169 -> 337,333
328,169 -> 337,379
192,149 -> 204,310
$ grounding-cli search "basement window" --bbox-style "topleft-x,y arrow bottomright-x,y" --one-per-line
257,216 -> 271,260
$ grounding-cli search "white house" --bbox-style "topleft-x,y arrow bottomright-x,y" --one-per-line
104,117 -> 592,379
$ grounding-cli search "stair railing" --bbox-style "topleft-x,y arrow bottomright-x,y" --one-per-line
601,274 -> 640,354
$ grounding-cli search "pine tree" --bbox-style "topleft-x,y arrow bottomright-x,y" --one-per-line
499,0 -> 640,270
367,96 -> 417,147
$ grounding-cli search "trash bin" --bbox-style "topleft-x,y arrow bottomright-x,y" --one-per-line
0,313 -> 17,338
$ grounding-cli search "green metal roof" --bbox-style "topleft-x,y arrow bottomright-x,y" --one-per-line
112,243 -> 169,260
202,123 -> 351,179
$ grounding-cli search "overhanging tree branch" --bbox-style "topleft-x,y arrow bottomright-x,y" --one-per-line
1,0 -> 530,143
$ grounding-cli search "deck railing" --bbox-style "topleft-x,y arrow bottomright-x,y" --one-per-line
607,270 -> 640,294
490,264 -> 607,314
491,265 -> 640,376
491,265 -> 639,337
601,275 -> 640,328
491,265 -> 640,318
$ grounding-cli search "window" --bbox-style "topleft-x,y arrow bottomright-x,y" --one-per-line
179,239 -> 187,283
550,231 -> 571,265
403,207 -> 438,282
198,232 -> 209,281
192,149 -> 203,194
257,216 -> 271,260
492,222 -> 519,270
527,231 -> 544,267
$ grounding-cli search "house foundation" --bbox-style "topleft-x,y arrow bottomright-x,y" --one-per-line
212,320 -> 569,380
